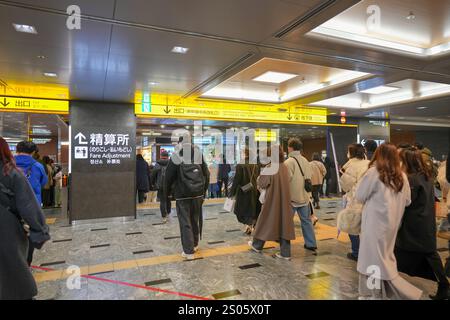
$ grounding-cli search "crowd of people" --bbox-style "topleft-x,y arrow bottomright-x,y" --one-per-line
1,134 -> 449,300
144,136 -> 449,300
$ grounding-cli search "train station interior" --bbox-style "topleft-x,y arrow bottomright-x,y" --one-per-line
0,0 -> 449,302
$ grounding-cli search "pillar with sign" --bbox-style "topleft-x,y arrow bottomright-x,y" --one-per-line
69,101 -> 136,222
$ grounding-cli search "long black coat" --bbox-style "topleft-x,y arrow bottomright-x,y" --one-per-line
0,163 -> 50,300
395,173 -> 439,280
230,164 -> 260,225
396,173 -> 436,253
136,158 -> 150,192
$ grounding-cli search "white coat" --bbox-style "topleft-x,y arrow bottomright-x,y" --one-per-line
355,167 -> 411,280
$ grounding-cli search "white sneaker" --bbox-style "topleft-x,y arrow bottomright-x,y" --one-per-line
181,252 -> 195,260
248,241 -> 261,253
194,246 -> 199,252
273,252 -> 291,261
162,217 -> 168,224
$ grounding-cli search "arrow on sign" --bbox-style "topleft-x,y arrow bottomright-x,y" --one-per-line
74,132 -> 87,145
0,97 -> 9,107
287,107 -> 292,120
163,106 -> 171,114
0,84 -> 9,107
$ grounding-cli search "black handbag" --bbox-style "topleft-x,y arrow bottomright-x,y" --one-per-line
291,157 -> 313,193
240,166 -> 256,193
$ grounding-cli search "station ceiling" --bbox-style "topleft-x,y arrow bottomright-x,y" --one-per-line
0,0 -> 449,126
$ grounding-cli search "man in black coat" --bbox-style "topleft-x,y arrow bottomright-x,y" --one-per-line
165,138 -> 209,260
136,154 -> 150,203
151,151 -> 171,223
217,154 -> 231,198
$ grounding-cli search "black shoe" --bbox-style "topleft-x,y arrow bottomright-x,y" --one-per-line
304,245 -> 317,255
315,205 -> 320,210
347,253 -> 358,262
429,285 -> 449,300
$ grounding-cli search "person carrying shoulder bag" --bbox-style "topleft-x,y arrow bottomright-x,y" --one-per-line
284,138 -> 317,254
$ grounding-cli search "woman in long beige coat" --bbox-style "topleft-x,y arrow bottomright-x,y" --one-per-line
249,145 -> 295,260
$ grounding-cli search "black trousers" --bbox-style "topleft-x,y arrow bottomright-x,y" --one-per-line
176,198 -> 203,254
159,195 -> 171,217
311,185 -> 321,206
323,177 -> 331,196
217,178 -> 229,198
137,190 -> 146,203
42,189 -> 52,207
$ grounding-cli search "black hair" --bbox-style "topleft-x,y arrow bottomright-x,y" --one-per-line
312,152 -> 321,161
414,142 -> 424,150
397,142 -> 412,149
364,140 -> 378,153
16,140 -> 38,154
288,138 -> 303,151
136,154 -> 144,161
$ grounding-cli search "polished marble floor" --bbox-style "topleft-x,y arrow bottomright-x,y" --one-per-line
33,198 -> 449,300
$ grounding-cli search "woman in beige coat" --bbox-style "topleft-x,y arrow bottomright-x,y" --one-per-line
249,145 -> 295,260
339,143 -> 370,261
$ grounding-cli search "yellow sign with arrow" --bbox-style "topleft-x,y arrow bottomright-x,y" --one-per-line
0,96 -> 69,114
135,102 -> 327,124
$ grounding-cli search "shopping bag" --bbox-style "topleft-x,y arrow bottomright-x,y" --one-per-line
223,198 -> 236,213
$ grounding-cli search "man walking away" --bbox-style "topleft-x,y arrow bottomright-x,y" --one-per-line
165,138 -> 209,260
285,138 -> 318,254
15,141 -> 47,205
151,151 -> 171,223
218,154 -> 231,197
14,141 -> 48,266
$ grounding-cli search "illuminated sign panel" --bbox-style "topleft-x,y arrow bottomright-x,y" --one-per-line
0,96 -> 68,113
135,103 -> 327,124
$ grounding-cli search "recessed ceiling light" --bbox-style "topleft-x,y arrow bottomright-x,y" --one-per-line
160,125 -> 165,128
416,106 -> 427,110
37,55 -> 46,59
360,86 -> 400,94
171,46 -> 189,54
43,72 -> 57,77
13,23 -> 37,34
253,71 -> 298,84
406,11 -> 416,20
148,82 -> 158,86
426,118 -> 432,121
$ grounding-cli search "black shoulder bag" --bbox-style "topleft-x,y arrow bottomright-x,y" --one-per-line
291,157 -> 312,193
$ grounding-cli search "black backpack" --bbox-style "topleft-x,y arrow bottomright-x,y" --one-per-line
178,163 -> 205,198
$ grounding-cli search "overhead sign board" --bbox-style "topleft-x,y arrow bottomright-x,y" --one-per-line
135,103 -> 327,124
0,96 -> 69,113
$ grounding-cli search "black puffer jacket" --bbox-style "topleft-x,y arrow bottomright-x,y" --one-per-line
0,163 -> 50,300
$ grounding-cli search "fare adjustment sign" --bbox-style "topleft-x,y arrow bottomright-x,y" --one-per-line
69,101 -> 136,222
73,132 -> 132,166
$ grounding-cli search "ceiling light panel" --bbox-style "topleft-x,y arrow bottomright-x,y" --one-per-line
253,71 -> 298,84
360,86 -> 400,94
13,23 -> 37,34
171,46 -> 189,54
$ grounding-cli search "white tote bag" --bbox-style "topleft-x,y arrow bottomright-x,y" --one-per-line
223,198 -> 236,213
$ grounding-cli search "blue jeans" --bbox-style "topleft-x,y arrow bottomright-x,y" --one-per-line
293,205 -> 317,249
349,234 -> 360,257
